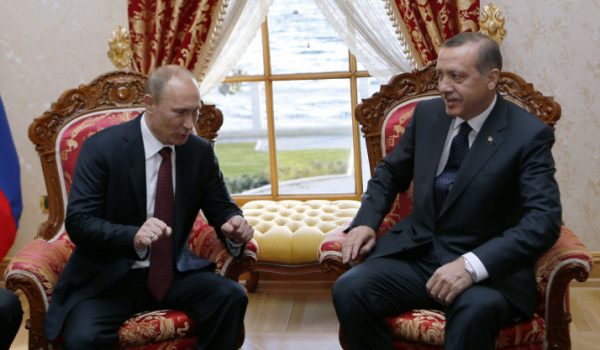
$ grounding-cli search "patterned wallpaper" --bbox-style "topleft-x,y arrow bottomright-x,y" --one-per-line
481,0 -> 600,250
0,1 -> 598,255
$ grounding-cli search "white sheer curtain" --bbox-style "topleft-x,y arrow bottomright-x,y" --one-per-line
199,0 -> 272,95
314,0 -> 415,78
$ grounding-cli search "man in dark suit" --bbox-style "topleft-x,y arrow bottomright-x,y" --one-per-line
1,287 -> 23,350
45,65 -> 254,349
333,32 -> 561,349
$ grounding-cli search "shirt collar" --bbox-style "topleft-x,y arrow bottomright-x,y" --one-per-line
140,113 -> 174,160
451,94 -> 497,134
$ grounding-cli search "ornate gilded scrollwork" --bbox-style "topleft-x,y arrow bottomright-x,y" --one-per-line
479,3 -> 506,45
107,25 -> 133,70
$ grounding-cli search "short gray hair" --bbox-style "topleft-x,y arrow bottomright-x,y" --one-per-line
145,65 -> 198,101
443,32 -> 502,73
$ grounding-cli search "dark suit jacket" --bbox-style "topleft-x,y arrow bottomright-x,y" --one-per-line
45,115 -> 242,340
351,95 -> 561,317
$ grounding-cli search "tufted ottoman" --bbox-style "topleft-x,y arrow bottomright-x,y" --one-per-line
242,199 -> 360,291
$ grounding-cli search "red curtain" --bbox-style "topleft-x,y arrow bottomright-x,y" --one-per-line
128,0 -> 224,75
390,0 -> 480,67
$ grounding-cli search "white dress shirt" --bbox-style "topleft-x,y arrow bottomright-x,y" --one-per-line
133,114 -> 241,268
436,95 -> 497,282
132,114 -> 175,268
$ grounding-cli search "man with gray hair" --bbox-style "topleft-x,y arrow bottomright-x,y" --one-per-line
333,32 -> 561,349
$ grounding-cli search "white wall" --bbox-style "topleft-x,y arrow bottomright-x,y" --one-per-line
483,0 -> 600,249
0,0 -> 128,254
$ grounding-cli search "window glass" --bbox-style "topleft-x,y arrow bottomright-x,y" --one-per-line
204,82 -> 271,195
272,79 -> 354,194
268,0 -> 348,74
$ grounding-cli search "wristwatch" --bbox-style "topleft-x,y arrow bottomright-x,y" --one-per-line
463,258 -> 478,283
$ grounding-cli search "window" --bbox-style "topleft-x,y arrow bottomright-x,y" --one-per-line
203,0 -> 387,201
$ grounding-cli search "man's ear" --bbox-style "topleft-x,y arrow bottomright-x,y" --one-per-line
143,94 -> 153,114
487,68 -> 500,90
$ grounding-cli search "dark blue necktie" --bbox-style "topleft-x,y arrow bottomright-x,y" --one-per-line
434,122 -> 471,214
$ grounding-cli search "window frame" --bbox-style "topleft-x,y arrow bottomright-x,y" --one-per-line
220,19 -> 372,205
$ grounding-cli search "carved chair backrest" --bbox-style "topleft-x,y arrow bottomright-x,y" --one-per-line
29,71 -> 223,240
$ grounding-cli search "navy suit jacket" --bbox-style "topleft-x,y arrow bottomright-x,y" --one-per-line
45,115 -> 242,340
351,95 -> 561,317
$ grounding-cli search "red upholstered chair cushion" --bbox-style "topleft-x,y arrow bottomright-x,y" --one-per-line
375,98 -> 435,236
119,310 -> 197,348
4,232 -> 75,304
385,310 -> 545,349
58,109 -> 142,195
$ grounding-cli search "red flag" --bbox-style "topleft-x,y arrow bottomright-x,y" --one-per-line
0,96 -> 22,260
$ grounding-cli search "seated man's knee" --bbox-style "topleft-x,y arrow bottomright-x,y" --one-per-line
450,287 -> 509,324
63,328 -> 102,350
220,280 -> 248,309
332,270 -> 370,309
0,289 -> 23,321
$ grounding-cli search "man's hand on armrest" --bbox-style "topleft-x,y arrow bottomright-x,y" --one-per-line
342,225 -> 376,264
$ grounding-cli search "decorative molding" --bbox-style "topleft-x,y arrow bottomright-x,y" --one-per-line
107,25 -> 134,70
479,3 -> 507,45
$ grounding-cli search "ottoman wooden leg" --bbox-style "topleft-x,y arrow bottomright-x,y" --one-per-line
246,271 -> 260,292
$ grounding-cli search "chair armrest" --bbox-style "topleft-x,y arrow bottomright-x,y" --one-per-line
535,225 -> 592,349
319,225 -> 351,276
187,214 -> 257,281
4,234 -> 74,349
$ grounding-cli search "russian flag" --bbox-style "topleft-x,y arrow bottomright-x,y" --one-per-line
0,96 -> 22,260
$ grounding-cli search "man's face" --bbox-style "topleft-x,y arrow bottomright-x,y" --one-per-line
436,42 -> 499,120
144,74 -> 201,145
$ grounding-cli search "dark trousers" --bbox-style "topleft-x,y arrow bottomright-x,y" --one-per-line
332,247 -> 519,350
62,268 -> 247,350
0,288 -> 23,350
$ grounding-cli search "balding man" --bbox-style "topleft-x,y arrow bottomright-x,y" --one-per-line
46,65 -> 253,350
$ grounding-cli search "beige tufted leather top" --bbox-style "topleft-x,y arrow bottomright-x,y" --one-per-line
242,200 -> 360,264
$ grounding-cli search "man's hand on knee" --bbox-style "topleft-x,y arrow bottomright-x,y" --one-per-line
426,257 -> 473,305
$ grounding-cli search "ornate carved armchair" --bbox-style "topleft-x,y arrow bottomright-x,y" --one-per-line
318,63 -> 593,349
4,71 -> 258,349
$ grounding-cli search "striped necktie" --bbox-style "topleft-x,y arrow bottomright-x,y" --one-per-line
434,122 -> 471,214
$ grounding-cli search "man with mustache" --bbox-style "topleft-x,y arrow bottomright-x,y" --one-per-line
45,65 -> 253,349
333,32 -> 561,349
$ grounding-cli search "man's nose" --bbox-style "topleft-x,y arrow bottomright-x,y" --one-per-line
438,76 -> 452,93
182,112 -> 197,129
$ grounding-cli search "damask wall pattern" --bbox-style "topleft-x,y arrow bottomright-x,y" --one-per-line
0,1 -> 598,256
482,0 -> 600,250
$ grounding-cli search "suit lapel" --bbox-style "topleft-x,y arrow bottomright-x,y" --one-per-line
174,143 -> 192,252
423,111 -> 453,221
125,116 -> 147,219
439,95 -> 508,216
